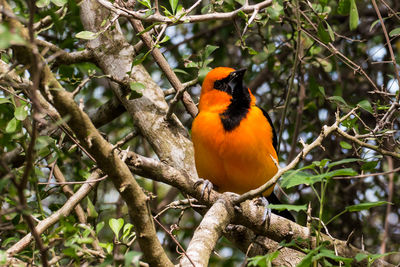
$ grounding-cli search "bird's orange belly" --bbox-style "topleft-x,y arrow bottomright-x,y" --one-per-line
192,110 -> 278,195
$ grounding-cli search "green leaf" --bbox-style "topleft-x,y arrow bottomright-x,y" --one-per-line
361,160 -> 378,171
369,18 -> 382,32
173,69 -> 189,76
87,198 -> 98,218
355,253 -> 368,262
297,249 -> 317,267
318,22 -> 331,44
5,118 -> 19,133
36,0 -> 50,8
358,100 -> 373,114
109,218 -> 124,240
313,248 -> 353,265
169,0 -> 178,14
318,0 -> 327,6
389,27 -> 400,37
122,223 -> 134,242
131,52 -> 149,66
318,86 -> 325,96
367,252 -> 396,263
129,82 -> 145,99
337,0 -> 350,15
77,237 -> 94,244
124,251 -> 142,267
138,0 -> 151,9
237,10 -> 248,20
327,158 -> 360,168
75,31 -> 98,40
136,23 -> 158,36
340,141 -> 352,149
159,35 -> 170,44
325,168 -> 357,177
326,22 -> 335,42
269,204 -> 307,212
14,105 -> 28,121
346,201 -> 389,212
99,242 -> 113,254
280,169 -> 310,188
247,47 -> 258,55
349,0 -> 359,30
198,67 -> 212,83
0,98 -> 11,104
248,251 -> 279,267
304,168 -> 357,185
0,25 -> 25,49
96,221 -> 105,234
204,45 -> 219,59
327,96 -> 348,106
266,2 -> 283,21
62,247 -> 77,257
51,0 -> 67,7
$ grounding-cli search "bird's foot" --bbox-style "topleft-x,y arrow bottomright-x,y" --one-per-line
194,178 -> 214,198
254,196 -> 272,226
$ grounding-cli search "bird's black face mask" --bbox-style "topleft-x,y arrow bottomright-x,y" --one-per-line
213,68 -> 247,96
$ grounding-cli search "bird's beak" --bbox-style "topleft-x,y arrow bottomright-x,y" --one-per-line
229,68 -> 246,81
228,68 -> 246,92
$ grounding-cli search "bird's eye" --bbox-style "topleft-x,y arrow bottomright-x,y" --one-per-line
214,81 -> 223,90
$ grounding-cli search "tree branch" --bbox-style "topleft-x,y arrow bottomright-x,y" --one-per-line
97,0 -> 272,24
7,170 -> 101,257
128,18 -> 198,118
180,196 -> 234,266
4,4 -> 173,265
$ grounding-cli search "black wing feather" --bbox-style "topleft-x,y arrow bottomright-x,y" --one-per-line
258,106 -> 278,152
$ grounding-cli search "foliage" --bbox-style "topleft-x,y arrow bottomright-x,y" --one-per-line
0,0 -> 399,266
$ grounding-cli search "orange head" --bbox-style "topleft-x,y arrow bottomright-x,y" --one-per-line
198,67 -> 255,112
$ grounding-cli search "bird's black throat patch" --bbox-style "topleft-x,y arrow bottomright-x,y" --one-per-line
217,70 -> 251,132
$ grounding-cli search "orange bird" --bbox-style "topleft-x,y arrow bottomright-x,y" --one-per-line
191,67 -> 293,220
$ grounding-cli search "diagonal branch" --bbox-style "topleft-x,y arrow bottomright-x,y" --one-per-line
128,18 -> 198,118
180,196 -> 234,267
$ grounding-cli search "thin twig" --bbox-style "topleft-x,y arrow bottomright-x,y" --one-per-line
166,78 -> 198,118
164,78 -> 198,96
38,175 -> 108,185
153,217 -> 196,267
72,73 -> 95,97
129,18 -> 198,118
277,0 -> 302,153
333,166 -> 400,180
380,156 -> 394,254
371,0 -> 400,102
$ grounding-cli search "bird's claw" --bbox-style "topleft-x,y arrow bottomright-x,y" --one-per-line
254,196 -> 272,226
194,178 -> 213,198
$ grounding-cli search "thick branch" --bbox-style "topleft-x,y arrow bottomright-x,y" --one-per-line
180,197 -> 234,266
89,95 -> 126,128
80,0 -> 197,180
5,7 -> 173,266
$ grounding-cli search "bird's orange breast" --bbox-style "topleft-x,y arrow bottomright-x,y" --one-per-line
192,105 -> 278,195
